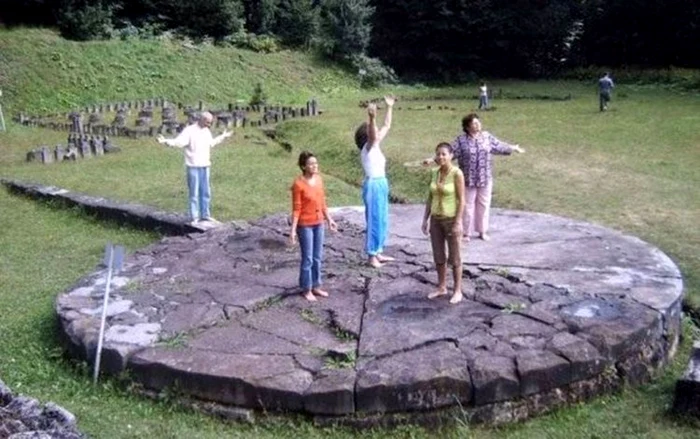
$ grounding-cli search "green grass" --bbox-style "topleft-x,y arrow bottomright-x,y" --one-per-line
1,27 -> 700,438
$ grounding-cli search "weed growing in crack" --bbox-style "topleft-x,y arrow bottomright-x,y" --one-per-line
158,331 -> 189,348
324,350 -> 357,370
501,302 -> 527,314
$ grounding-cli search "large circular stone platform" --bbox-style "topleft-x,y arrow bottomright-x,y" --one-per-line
56,205 -> 683,424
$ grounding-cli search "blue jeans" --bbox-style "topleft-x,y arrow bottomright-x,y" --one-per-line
362,177 -> 389,256
186,166 -> 211,221
479,95 -> 489,109
297,224 -> 324,291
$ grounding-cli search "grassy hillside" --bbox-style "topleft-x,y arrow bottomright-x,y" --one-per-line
0,27 -> 357,114
1,27 -> 700,439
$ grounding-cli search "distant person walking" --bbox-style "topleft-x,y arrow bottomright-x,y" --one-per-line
598,72 -> 615,111
289,151 -> 338,302
478,82 -> 489,110
354,96 -> 396,268
157,111 -> 232,225
421,142 -> 465,304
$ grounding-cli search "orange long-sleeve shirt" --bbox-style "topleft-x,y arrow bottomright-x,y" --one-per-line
291,175 -> 328,226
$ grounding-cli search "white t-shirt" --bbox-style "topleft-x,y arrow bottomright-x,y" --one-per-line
361,143 -> 386,178
166,123 -> 220,167
480,85 -> 488,97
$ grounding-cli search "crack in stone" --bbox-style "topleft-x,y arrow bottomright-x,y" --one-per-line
364,338 -> 461,362
477,263 -> 681,281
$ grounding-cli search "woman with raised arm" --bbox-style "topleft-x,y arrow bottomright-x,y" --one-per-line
354,96 -> 395,268
289,151 -> 338,302
421,142 -> 466,304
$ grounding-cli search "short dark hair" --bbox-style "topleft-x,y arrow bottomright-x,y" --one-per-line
461,113 -> 479,132
298,150 -> 315,171
435,142 -> 452,154
354,122 -> 368,150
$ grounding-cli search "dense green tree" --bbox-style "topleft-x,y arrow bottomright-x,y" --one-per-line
244,0 -> 280,35
173,0 -> 245,41
275,0 -> 318,48
370,0 -> 581,80
56,0 -> 115,41
578,0 -> 700,68
0,0 -> 57,25
318,0 -> 374,61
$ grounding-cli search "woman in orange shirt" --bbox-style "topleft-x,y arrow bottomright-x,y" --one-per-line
290,151 -> 338,301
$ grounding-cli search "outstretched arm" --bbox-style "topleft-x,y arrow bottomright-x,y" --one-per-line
211,129 -> 233,147
366,104 -> 378,148
376,96 -> 395,143
157,126 -> 190,148
488,133 -> 525,155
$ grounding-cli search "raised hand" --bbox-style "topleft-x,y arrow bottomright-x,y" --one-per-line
384,95 -> 396,107
367,103 -> 377,118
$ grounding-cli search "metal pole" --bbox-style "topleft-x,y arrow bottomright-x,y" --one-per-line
93,245 -> 114,384
0,104 -> 5,132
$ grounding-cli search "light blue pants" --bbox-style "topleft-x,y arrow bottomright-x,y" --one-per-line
297,224 -> 324,290
479,95 -> 489,109
186,166 -> 211,221
362,177 -> 389,256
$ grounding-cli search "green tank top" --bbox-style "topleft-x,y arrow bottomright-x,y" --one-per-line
430,166 -> 460,218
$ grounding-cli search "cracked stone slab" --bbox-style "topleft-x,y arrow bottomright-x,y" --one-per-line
54,204 -> 683,424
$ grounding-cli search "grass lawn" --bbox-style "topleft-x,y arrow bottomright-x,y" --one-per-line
1,28 -> 700,438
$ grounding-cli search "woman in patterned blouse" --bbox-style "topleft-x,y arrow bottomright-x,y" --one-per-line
451,113 -> 524,241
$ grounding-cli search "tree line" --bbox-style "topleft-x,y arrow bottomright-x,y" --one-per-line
1,0 -> 698,82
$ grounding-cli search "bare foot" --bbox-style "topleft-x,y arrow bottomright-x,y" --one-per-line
428,289 -> 449,299
368,257 -> 383,268
479,233 -> 490,241
303,291 -> 317,302
312,288 -> 329,297
449,292 -> 464,304
376,254 -> 395,262
463,235 -> 471,242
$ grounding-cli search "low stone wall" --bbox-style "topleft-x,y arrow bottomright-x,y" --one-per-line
0,179 -> 199,236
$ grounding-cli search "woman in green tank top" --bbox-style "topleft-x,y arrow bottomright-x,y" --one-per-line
421,142 -> 466,304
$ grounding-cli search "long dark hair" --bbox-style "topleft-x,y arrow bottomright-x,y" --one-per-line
354,122 -> 368,150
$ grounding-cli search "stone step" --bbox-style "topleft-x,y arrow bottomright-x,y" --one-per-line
673,340 -> 700,416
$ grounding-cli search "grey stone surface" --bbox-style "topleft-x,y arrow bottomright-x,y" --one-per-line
50,203 -> 682,424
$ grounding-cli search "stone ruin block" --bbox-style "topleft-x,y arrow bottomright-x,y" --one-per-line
90,136 -> 104,156
215,112 -> 233,128
112,113 -> 126,127
88,113 -> 101,124
79,136 -> 92,158
54,145 -> 66,162
673,341 -> 700,416
135,117 -> 152,127
65,146 -> 79,160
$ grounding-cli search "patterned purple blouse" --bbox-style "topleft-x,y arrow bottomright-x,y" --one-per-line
451,131 -> 515,188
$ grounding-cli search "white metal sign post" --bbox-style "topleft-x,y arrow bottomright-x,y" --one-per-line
93,243 -> 125,384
